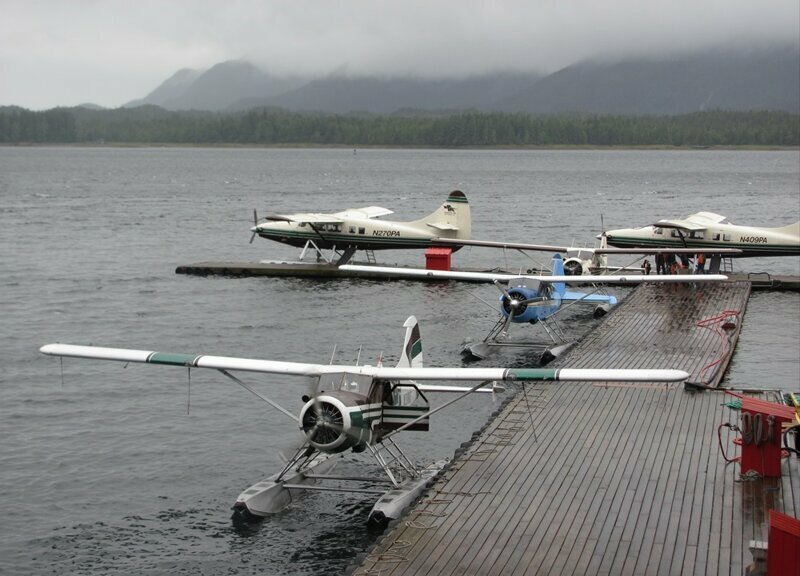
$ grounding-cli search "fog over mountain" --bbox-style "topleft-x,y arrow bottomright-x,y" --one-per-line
3,1 -> 798,110
124,45 -> 799,116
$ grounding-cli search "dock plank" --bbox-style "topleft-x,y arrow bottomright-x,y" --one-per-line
354,282 -> 799,576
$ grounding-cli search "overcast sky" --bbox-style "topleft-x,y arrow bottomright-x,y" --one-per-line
1,0 -> 798,110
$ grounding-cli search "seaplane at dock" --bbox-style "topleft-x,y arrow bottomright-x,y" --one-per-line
342,256 -> 727,360
602,212 -> 800,258
40,316 -> 689,525
250,190 -> 471,265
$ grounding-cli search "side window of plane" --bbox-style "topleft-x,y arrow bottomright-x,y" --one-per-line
691,231 -> 705,239
712,233 -> 720,240
358,227 -> 366,234
723,234 -> 731,241
349,226 -> 356,234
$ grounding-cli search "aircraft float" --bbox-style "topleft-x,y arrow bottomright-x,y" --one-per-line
603,212 -> 800,260
342,256 -> 727,360
250,190 -> 471,265
40,317 -> 689,524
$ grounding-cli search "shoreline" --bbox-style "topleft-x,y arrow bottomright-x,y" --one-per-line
2,142 -> 798,151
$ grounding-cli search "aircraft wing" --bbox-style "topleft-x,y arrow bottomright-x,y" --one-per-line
434,237 -> 741,255
266,213 -> 344,224
40,344 -> 688,383
593,246 -> 741,255
334,206 -> 394,219
339,264 -> 727,284
433,237 -> 567,252
652,219 -> 706,231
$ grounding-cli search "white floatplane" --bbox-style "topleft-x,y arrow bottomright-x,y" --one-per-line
40,316 -> 689,524
603,212 -> 800,260
342,257 -> 727,360
250,191 -> 471,265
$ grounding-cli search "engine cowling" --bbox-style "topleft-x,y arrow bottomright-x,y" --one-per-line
299,393 -> 371,453
562,258 -> 587,276
500,286 -> 547,324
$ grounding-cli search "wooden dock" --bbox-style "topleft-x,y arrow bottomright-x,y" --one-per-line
352,281 -> 800,576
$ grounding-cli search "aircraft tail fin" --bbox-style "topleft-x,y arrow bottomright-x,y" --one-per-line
774,220 -> 800,238
551,254 -> 567,297
396,316 -> 423,369
411,190 -> 471,240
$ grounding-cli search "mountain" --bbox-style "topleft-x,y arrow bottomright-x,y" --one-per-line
125,68 -> 205,109
249,72 -> 541,114
497,46 -> 800,115
126,46 -> 799,115
125,61 -> 304,111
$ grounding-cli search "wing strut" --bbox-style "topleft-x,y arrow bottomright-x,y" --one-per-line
217,369 -> 299,423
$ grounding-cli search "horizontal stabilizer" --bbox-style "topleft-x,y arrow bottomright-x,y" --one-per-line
563,291 -> 618,305
426,222 -> 459,231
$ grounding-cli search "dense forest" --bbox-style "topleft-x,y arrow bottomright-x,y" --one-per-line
0,105 -> 797,147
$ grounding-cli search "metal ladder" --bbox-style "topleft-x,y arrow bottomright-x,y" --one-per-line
367,437 -> 419,487
364,249 -> 377,264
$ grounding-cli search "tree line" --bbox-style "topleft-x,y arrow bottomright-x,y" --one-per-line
0,105 -> 797,147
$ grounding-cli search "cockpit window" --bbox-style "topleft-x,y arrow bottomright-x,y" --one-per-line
654,228 -> 663,235
317,372 -> 373,395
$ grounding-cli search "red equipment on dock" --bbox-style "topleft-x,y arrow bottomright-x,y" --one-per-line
425,247 -> 452,271
732,393 -> 796,478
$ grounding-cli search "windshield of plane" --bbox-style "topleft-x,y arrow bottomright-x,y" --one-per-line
317,372 -> 373,395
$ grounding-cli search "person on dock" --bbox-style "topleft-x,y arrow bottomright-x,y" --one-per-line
655,253 -> 665,274
695,253 -> 706,274
642,259 -> 651,275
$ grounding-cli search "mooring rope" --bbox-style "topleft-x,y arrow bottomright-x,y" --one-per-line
695,308 -> 742,385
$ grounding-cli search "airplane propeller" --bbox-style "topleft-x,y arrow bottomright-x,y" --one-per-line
563,259 -> 584,276
249,209 -> 260,244
493,281 -> 548,316
301,398 -> 344,445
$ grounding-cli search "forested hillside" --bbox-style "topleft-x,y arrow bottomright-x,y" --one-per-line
0,106 -> 797,147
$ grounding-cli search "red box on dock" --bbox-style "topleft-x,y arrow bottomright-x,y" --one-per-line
736,395 -> 796,478
425,247 -> 452,271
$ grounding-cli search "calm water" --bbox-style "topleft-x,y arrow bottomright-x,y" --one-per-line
1,147 -> 798,575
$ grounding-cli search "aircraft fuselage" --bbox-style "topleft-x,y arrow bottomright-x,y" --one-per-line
605,219 -> 800,257
255,219 -> 453,251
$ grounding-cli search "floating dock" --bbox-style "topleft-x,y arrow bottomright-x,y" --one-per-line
175,261 -> 800,290
352,282 -> 800,575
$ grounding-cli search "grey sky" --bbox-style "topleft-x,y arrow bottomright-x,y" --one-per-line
2,0 -> 798,110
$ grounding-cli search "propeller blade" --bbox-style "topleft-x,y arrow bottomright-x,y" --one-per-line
520,296 -> 548,305
492,279 -> 513,300
497,307 -> 516,340
249,209 -> 259,244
